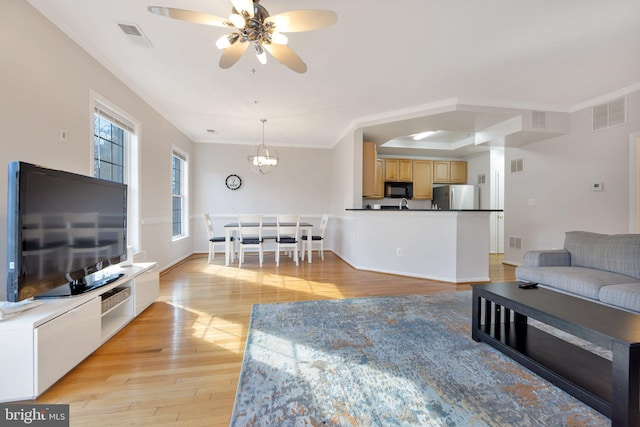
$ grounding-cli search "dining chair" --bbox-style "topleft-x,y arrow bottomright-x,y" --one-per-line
237,213 -> 264,267
203,213 -> 233,263
275,214 -> 300,267
301,214 -> 329,261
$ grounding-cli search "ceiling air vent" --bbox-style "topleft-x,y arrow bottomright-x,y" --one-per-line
531,111 -> 546,129
117,23 -> 153,48
592,97 -> 627,131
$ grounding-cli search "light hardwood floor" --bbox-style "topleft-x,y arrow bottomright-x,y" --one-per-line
32,252 -> 515,426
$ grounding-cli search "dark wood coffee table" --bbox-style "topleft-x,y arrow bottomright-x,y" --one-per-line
471,282 -> 640,427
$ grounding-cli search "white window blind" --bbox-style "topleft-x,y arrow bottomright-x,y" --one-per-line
94,103 -> 136,134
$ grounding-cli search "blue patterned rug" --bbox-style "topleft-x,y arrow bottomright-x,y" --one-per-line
230,292 -> 609,426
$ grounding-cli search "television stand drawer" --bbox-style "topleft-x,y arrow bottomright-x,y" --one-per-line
34,297 -> 101,395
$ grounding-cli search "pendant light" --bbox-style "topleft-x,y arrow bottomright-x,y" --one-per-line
248,119 -> 279,174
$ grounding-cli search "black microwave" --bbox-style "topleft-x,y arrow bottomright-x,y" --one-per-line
385,182 -> 413,198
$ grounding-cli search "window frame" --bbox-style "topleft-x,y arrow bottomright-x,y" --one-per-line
171,148 -> 189,241
90,91 -> 141,252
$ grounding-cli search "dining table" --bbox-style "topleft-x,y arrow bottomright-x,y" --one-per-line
224,222 -> 315,266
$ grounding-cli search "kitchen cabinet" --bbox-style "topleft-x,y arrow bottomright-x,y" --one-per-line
374,159 -> 384,198
433,161 -> 467,184
384,158 -> 412,182
412,160 -> 433,199
433,161 -> 450,183
363,142 -> 383,198
450,161 -> 468,183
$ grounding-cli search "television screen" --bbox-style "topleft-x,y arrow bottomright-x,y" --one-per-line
6,162 -> 128,302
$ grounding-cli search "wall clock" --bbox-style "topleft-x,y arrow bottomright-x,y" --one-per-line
225,174 -> 242,190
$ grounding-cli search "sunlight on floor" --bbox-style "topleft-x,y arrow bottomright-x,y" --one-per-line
201,264 -> 345,300
163,263 -> 346,351
166,301 -> 246,353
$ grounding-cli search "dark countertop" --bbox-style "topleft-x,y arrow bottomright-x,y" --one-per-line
346,208 -> 503,212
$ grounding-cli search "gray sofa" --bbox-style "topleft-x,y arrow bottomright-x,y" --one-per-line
515,231 -> 640,313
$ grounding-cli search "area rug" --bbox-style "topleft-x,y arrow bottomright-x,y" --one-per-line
230,292 -> 609,426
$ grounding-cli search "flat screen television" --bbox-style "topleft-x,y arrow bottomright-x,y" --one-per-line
6,161 -> 128,302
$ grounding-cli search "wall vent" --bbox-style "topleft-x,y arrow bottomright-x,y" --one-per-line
117,23 -> 153,48
509,237 -> 522,252
592,97 -> 627,131
477,174 -> 486,185
531,111 -> 546,129
510,158 -> 524,174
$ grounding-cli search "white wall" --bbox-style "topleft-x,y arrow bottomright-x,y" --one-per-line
324,128 -> 361,259
191,142 -> 334,253
467,153 -> 491,209
0,0 -> 195,298
504,91 -> 640,265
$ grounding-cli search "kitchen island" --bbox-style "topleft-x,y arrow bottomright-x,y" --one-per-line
343,209 -> 500,283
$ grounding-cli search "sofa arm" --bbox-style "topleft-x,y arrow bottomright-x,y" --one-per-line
523,249 -> 571,267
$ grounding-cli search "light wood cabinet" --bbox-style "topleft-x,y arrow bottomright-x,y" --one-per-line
384,158 -> 412,182
398,159 -> 413,182
433,161 -> 450,183
433,160 -> 467,184
363,142 -> 384,199
363,142 -> 377,198
374,159 -> 384,198
412,160 -> 433,199
450,161 -> 468,183
384,159 -> 399,181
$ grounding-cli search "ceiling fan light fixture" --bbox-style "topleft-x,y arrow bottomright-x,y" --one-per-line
248,119 -> 279,174
271,31 -> 288,45
229,12 -> 246,29
216,32 -> 240,49
255,43 -> 267,64
216,34 -> 231,49
148,1 -> 337,73
231,0 -> 254,17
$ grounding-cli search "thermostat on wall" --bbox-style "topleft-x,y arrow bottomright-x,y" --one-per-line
592,182 -> 604,191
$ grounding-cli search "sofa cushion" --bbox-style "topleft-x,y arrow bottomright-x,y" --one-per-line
523,249 -> 571,267
516,266 -> 638,300
599,283 -> 640,312
564,231 -> 640,279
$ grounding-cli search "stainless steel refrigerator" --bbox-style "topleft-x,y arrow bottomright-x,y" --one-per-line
432,185 -> 479,209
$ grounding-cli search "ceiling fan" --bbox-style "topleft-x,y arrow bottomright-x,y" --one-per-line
148,0 -> 337,73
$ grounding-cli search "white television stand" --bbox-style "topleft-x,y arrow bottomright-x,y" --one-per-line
0,262 -> 159,402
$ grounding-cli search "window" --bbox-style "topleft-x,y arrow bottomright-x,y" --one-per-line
94,114 -> 126,183
172,151 -> 188,239
91,93 -> 140,251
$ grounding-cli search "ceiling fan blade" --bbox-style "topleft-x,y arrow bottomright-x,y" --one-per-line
148,6 -> 229,27
265,10 -> 337,33
263,44 -> 307,73
219,42 -> 249,69
230,0 -> 254,18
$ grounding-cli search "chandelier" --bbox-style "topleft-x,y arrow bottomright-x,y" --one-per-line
248,119 -> 279,174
